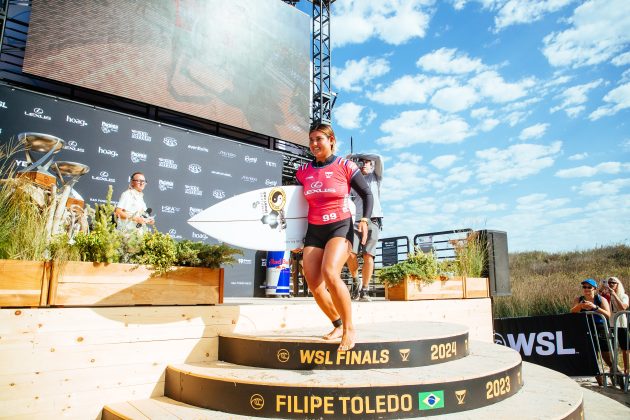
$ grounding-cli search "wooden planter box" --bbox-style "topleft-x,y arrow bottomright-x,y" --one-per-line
0,259 -> 50,307
48,261 -> 223,306
385,276 -> 489,301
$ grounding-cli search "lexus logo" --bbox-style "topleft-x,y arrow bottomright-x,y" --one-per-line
68,140 -> 78,147
311,181 -> 323,188
34,107 -> 44,115
100,171 -> 109,177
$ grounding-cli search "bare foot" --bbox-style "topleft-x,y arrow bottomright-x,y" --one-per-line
323,326 -> 343,340
338,328 -> 356,352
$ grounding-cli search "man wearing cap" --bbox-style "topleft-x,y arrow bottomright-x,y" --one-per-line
346,154 -> 384,302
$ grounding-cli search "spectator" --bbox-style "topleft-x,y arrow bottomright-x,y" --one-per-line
114,172 -> 154,232
606,277 -> 629,378
570,278 -> 612,385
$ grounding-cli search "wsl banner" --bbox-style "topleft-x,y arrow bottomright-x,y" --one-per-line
493,313 -> 599,376
0,84 -> 283,297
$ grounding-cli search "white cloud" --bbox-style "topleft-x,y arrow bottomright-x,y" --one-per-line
519,123 -> 549,140
555,162 -> 630,178
368,75 -> 455,105
416,47 -> 485,74
478,118 -> 500,132
589,82 -> 630,120
475,141 -> 562,184
332,0 -> 435,47
612,52 -> 630,66
377,109 -> 472,148
469,70 -> 535,103
576,178 -> 630,196
568,152 -> 588,161
550,79 -> 603,116
380,154 -> 432,201
430,154 -> 459,169
333,56 -> 390,92
334,102 -> 377,130
494,0 -> 576,31
516,193 -> 569,211
430,85 -> 479,112
442,197 -> 505,213
542,0 -> 630,68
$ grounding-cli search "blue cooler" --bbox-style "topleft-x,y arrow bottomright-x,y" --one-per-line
265,251 -> 291,296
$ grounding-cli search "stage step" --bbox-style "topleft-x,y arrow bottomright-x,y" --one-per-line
164,341 -> 522,418
219,321 -> 469,369
102,362 -> 583,419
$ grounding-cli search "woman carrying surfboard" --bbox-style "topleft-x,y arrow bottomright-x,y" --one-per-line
296,123 -> 373,352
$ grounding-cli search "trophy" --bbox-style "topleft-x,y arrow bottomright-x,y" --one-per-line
17,132 -> 66,188
50,161 -> 90,236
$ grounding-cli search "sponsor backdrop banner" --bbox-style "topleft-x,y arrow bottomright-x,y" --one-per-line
493,313 -> 599,376
0,84 -> 283,297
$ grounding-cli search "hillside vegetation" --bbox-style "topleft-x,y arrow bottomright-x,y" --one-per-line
493,244 -> 630,318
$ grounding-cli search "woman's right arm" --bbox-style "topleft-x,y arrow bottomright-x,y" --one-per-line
570,297 -> 583,313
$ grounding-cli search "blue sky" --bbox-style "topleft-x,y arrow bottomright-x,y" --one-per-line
297,0 -> 629,253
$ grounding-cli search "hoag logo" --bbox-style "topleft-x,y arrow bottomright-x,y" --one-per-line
91,171 -> 116,183
24,107 -> 51,121
98,147 -> 118,158
185,185 -> 202,196
188,163 -> 202,174
130,151 -> 147,163
66,115 -> 88,127
64,140 -> 85,153
158,180 -> 174,191
161,205 -> 181,214
244,155 -> 258,163
494,331 -> 576,356
131,129 -> 152,142
192,231 -> 208,240
101,121 -> 118,134
163,137 -> 178,147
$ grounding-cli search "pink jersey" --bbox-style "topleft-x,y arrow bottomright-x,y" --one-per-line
296,157 -> 359,225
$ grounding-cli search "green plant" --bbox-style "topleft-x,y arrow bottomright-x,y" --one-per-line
73,186 -> 122,263
377,248 -> 438,288
175,240 -> 243,269
453,231 -> 486,278
132,230 -> 177,275
438,259 -> 459,279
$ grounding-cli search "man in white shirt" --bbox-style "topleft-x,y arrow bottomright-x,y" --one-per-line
114,172 -> 154,232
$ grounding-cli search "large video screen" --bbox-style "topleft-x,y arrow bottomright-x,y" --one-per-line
23,0 -> 310,146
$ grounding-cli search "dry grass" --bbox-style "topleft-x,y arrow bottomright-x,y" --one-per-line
493,244 -> 630,318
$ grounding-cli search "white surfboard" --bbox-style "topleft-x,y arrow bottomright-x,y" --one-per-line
188,185 -> 355,251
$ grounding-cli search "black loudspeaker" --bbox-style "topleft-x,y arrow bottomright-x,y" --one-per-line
253,251 -> 268,298
479,230 -> 511,296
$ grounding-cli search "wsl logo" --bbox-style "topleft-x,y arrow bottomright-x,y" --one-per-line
163,137 -> 178,147
66,115 -> 88,127
494,331 -> 576,356
130,151 -> 147,163
101,121 -> 118,134
24,107 -> 51,121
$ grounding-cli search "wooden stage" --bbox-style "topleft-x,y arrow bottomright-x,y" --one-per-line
0,297 -> 492,418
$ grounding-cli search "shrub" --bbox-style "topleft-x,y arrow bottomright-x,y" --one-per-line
378,248 -> 438,288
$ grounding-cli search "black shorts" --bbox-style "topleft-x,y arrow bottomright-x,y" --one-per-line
304,218 -> 354,249
615,327 -> 629,351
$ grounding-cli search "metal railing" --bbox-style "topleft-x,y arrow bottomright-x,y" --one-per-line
611,310 -> 629,393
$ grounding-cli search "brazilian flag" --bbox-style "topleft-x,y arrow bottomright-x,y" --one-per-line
418,391 -> 444,410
